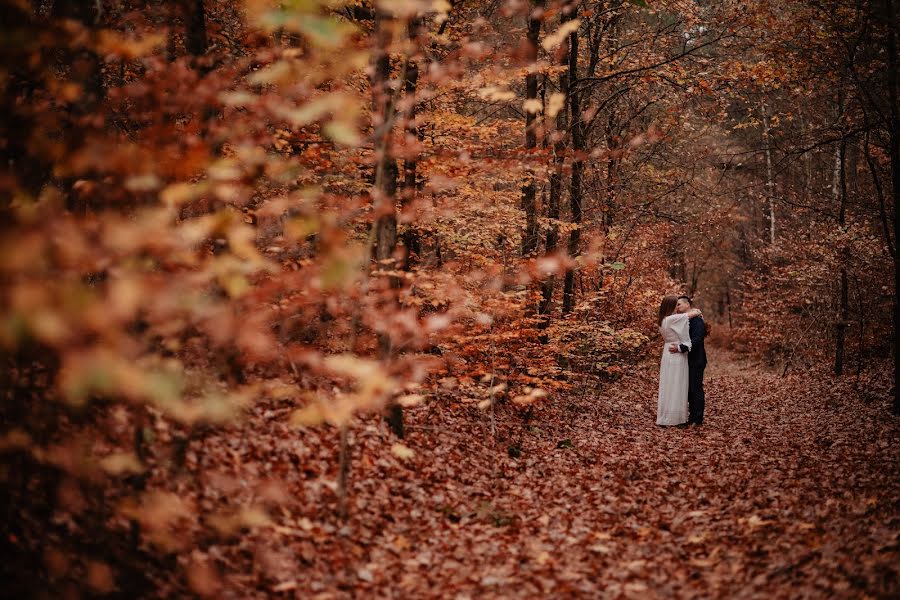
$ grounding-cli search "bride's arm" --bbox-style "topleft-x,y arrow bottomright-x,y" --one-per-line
687,308 -> 702,318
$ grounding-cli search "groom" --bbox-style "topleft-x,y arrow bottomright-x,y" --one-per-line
669,295 -> 707,425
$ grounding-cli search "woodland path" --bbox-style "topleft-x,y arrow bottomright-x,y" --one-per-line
174,350 -> 900,599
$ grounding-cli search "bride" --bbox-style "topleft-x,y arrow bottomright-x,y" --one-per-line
657,295 -> 702,426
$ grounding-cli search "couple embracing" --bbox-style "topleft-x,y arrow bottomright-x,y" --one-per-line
656,295 -> 707,427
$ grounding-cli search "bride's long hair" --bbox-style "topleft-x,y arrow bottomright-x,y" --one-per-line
657,295 -> 678,326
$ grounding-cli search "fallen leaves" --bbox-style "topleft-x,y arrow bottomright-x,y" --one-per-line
390,442 -> 416,459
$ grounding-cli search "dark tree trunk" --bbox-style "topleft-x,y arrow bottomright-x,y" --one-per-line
51,0 -> 103,214
402,18 -> 422,271
835,136 -> 848,376
1,4 -> 48,200
52,0 -> 103,105
372,11 -> 399,267
371,8 -> 403,437
603,111 -> 618,232
886,0 -> 900,414
562,22 -> 582,315
520,0 -> 542,257
864,133 -> 895,259
538,9 -> 572,338
185,0 -> 207,56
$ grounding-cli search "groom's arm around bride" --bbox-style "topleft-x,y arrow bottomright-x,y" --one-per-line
668,296 -> 707,424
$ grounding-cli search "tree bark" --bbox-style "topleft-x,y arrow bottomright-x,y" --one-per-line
401,18 -> 422,271
834,135 -> 848,376
52,0 -> 102,214
185,0 -> 207,56
761,101 -> 776,245
538,8 -> 572,337
886,0 -> 900,414
372,11 -> 399,267
52,0 -> 103,105
520,0 -> 543,257
562,20 -> 582,314
863,133 -> 895,258
371,8 -> 403,437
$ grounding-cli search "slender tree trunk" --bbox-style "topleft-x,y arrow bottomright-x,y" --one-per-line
864,133 -> 895,258
562,22 -> 582,314
761,102 -> 776,245
520,0 -> 543,257
855,274 -> 865,378
51,0 -> 103,102
401,18 -> 422,270
185,0 -> 207,56
800,111 -> 813,202
886,0 -> 900,414
52,0 -> 102,214
604,111 -> 619,233
538,8 -> 571,338
371,8 -> 403,437
372,11 -> 399,267
1,0 -> 48,201
835,135 -> 848,376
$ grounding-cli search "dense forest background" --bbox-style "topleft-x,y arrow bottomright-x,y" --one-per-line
1,0 -> 898,597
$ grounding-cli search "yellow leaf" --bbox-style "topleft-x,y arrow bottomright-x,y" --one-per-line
477,86 -> 516,102
396,393 -> 426,408
323,121 -> 361,146
391,442 -> 415,459
290,403 -> 328,427
523,98 -> 542,114
746,515 -> 773,528
99,452 -> 144,476
161,182 -> 206,207
95,31 -> 165,59
547,92 -> 566,118
541,19 -> 581,51
588,543 -> 611,554
489,383 -> 507,395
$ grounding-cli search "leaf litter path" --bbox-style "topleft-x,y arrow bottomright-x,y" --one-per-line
183,351 -> 899,599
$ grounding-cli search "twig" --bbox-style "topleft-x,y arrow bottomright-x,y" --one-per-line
337,423 -> 350,519
487,322 -> 497,442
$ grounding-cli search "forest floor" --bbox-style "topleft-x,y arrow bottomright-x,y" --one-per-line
15,350 -> 896,598
146,348 -> 900,599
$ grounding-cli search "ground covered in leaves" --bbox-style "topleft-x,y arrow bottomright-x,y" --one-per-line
12,351 -> 899,598
136,350 -> 897,599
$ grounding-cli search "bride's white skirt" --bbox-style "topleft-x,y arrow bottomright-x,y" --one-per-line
657,345 -> 689,425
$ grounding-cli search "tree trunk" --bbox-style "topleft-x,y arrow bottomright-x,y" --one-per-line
761,101 -> 776,245
1,4 -> 49,199
886,0 -> 900,414
562,22 -> 582,314
52,0 -> 102,214
863,133 -> 895,258
52,1 -> 102,104
185,0 -> 207,56
604,111 -> 619,232
834,135 -> 848,376
371,8 -> 403,437
401,18 -> 422,271
538,8 -> 571,338
520,0 -> 542,257
372,11 -> 399,267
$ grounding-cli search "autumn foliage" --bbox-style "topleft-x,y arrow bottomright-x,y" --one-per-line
1,0 -> 897,597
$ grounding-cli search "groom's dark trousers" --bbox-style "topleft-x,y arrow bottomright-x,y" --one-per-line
679,317 -> 707,424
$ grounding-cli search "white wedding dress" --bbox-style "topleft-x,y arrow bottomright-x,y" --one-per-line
657,313 -> 692,425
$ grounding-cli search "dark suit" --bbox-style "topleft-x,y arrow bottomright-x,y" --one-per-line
678,316 -> 707,424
